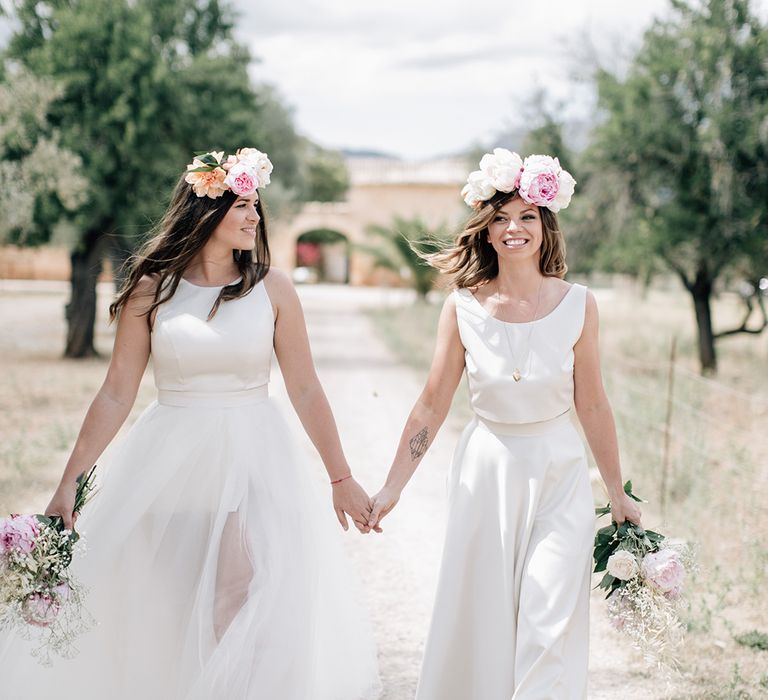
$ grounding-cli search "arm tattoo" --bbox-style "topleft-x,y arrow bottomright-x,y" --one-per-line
409,427 -> 429,462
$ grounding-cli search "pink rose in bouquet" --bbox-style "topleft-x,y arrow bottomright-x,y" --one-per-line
21,593 -> 61,628
641,548 -> 685,595
0,514 -> 40,554
1,466 -> 98,664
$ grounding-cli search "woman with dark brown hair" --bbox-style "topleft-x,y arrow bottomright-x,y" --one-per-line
369,150 -> 641,699
1,149 -> 381,699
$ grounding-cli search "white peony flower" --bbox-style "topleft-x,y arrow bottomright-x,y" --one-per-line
233,148 -> 273,187
607,550 -> 640,581
461,169 -> 496,207
479,148 -> 523,192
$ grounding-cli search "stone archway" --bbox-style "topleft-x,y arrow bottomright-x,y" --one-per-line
295,228 -> 350,284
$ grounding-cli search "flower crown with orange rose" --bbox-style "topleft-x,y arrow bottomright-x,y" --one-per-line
184,148 -> 273,199
461,149 -> 576,213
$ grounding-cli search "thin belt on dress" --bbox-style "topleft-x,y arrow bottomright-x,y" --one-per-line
157,384 -> 268,407
475,409 -> 573,436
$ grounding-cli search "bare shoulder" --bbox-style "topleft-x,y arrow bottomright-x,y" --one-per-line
262,268 -> 301,322
442,290 -> 458,311
580,288 -> 600,339
548,276 -> 573,296
125,274 -> 160,316
263,267 -> 295,297
584,288 -> 599,314
134,274 -> 160,294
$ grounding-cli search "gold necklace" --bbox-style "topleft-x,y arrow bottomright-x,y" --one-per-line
499,277 -> 544,382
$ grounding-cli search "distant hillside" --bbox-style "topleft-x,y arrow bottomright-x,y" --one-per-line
340,148 -> 398,159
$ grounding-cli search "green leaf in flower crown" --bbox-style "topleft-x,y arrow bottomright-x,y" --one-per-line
196,153 -> 222,167
186,165 -> 216,173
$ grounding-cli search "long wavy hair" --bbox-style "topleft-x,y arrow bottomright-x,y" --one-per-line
428,189 -> 567,288
109,174 -> 270,325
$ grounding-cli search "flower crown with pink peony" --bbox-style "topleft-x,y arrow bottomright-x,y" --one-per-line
461,149 -> 576,213
184,148 -> 273,199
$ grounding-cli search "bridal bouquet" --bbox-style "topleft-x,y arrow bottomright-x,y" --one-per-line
593,481 -> 691,667
0,467 -> 97,665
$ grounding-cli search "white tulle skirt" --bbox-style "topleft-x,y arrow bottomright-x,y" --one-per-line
0,392 -> 381,700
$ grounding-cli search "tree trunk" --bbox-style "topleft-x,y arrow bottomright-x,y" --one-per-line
64,227 -> 108,358
109,237 -> 133,292
689,265 -> 717,374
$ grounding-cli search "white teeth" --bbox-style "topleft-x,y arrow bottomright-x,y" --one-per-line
504,238 -> 527,247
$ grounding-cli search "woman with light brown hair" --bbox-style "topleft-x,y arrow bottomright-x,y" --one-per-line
369,150 -> 641,699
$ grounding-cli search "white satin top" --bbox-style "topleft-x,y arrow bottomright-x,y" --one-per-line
454,283 -> 587,424
151,278 -> 274,398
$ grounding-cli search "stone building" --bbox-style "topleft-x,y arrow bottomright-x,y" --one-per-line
0,156 -> 468,285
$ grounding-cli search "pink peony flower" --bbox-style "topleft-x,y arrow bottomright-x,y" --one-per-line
641,548 -> 685,594
0,514 -> 40,554
518,154 -> 561,207
21,592 -> 61,627
224,162 -> 259,196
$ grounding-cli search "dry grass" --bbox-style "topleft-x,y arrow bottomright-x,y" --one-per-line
369,279 -> 768,699
0,284 -> 155,514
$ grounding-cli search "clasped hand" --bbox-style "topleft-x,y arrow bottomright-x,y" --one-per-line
332,477 -> 383,534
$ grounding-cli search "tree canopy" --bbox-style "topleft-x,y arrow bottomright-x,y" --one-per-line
1,0 -> 344,356
577,0 -> 768,371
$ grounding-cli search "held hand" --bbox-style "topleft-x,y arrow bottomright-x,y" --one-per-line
333,477 -> 377,534
611,491 -> 642,526
44,481 -> 78,531
368,485 -> 401,531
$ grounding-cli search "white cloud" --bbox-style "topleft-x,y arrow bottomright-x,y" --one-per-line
239,0 -> 697,157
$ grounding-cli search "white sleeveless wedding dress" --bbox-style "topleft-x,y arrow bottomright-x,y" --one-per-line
0,277 -> 381,700
415,283 -> 593,700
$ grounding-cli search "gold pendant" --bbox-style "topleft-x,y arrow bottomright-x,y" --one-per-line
512,368 -> 522,382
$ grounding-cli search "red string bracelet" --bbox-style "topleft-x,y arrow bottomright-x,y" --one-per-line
330,474 -> 352,485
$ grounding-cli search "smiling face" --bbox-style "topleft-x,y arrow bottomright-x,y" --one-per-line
210,194 -> 262,251
486,195 -> 543,264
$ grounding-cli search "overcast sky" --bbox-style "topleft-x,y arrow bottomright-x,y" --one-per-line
236,0 -> 768,159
